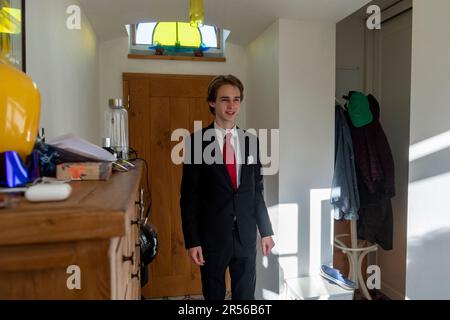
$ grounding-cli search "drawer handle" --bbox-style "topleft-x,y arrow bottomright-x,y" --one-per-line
122,252 -> 135,265
131,219 -> 139,226
131,272 -> 140,280
135,242 -> 140,248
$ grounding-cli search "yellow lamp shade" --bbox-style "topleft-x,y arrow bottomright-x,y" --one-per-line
190,0 -> 204,27
0,62 -> 40,161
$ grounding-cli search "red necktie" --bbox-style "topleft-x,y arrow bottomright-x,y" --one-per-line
223,132 -> 237,191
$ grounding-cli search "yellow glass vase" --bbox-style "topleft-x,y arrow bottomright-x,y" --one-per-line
0,61 -> 41,161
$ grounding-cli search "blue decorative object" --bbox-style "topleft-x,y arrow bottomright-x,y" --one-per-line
0,151 -> 29,188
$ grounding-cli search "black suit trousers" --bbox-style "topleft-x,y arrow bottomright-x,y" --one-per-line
200,226 -> 256,300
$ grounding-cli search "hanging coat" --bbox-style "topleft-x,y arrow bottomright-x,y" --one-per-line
348,94 -> 396,206
346,93 -> 396,250
331,105 -> 360,220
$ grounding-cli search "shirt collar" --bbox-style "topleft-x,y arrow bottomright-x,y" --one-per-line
214,121 -> 238,138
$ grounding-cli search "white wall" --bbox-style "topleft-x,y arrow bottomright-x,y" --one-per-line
246,20 -> 280,300
406,0 -> 450,300
98,38 -> 247,133
245,18 -> 336,299
246,21 -> 279,209
278,18 -> 335,286
26,0 -> 99,143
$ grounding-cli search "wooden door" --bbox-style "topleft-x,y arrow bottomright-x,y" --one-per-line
124,73 -> 215,298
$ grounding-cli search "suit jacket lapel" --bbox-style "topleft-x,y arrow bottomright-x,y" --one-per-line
237,127 -> 249,189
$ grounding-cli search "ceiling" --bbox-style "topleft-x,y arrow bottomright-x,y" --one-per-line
78,0 -> 372,45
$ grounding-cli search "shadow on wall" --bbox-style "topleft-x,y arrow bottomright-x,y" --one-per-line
255,183 -> 335,300
321,199 -> 334,269
409,145 -> 450,183
406,228 -> 450,300
255,201 -> 282,300
256,247 -> 283,300
298,196 -> 334,277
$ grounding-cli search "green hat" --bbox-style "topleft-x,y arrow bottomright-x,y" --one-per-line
347,92 -> 373,128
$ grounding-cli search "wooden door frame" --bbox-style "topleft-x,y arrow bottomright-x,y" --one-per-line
123,73 -> 231,298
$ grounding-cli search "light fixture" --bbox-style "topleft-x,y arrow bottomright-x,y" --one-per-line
189,0 -> 204,28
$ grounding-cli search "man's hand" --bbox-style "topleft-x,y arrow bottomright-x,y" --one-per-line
188,246 -> 205,266
261,236 -> 275,256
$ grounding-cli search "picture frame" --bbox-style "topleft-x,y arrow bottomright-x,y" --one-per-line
0,0 -> 26,72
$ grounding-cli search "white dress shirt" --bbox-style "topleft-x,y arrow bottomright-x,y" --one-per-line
214,122 -> 242,188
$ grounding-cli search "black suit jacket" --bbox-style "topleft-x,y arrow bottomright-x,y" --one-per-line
180,123 -> 274,251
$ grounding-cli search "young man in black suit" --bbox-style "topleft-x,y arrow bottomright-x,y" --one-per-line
180,75 -> 275,300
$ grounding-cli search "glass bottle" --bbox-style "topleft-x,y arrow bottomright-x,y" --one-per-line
104,98 -> 129,160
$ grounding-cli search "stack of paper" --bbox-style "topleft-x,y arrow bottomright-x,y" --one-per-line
47,134 -> 117,162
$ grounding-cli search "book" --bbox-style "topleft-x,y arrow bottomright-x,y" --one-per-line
56,162 -> 112,181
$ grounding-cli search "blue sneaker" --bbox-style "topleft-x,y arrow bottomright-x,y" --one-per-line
320,265 -> 357,290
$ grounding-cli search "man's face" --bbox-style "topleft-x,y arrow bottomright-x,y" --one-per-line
210,84 -> 241,125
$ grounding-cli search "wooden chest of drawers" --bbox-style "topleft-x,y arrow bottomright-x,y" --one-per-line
0,161 -> 144,299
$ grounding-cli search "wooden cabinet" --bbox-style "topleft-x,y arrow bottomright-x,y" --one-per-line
0,162 -> 144,300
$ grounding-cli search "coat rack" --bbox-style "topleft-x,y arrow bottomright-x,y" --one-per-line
334,220 -> 378,300
333,92 -> 379,300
